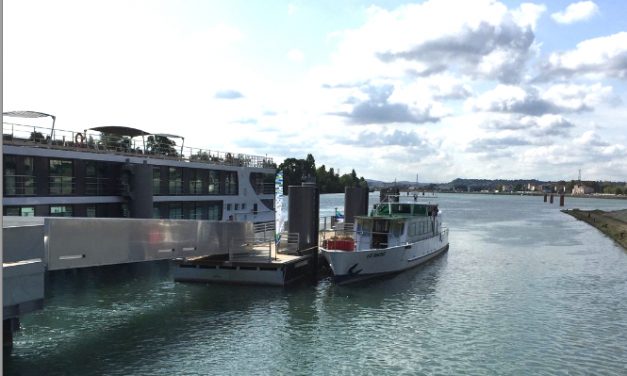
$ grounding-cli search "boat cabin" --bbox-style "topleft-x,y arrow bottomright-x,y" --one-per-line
353,202 -> 440,251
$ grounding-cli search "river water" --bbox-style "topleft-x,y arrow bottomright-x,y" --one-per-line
5,193 -> 627,375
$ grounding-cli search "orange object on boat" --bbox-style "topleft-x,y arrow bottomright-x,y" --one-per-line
326,239 -> 355,251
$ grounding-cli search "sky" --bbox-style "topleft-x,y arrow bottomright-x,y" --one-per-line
3,0 -> 627,183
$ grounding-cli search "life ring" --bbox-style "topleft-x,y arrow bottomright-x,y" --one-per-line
75,132 -> 85,145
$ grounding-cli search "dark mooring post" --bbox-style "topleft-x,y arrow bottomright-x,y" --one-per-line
550,194 -> 554,204
287,182 -> 320,282
344,186 -> 369,225
544,194 -> 547,202
560,194 -> 565,207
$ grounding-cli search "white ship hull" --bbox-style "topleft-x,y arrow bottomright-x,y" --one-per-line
322,229 -> 448,284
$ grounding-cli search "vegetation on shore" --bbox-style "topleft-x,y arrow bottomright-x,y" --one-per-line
278,154 -> 367,194
562,209 -> 627,250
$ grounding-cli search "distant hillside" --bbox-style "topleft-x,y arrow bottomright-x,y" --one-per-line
365,177 -> 626,193
366,179 -> 429,189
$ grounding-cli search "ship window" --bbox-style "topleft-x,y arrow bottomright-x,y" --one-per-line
4,156 -> 36,196
152,205 -> 161,219
208,203 -> 221,220
224,171 -> 238,195
153,167 -> 161,195
226,203 -> 232,211
3,206 -> 35,216
207,170 -> 220,194
50,205 -> 73,217
189,169 -> 202,195
235,203 -> 240,210
85,161 -> 110,195
169,203 -> 182,219
4,156 -> 17,195
241,203 -> 246,210
169,167 -> 182,194
253,203 -> 258,214
49,159 -> 74,195
86,205 -> 96,217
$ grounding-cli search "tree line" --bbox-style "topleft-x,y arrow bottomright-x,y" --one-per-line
278,154 -> 368,194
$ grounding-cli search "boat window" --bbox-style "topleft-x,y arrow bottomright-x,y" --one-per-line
391,222 -> 403,237
398,204 -> 411,214
373,220 -> 389,233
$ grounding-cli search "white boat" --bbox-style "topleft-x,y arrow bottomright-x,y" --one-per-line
320,196 -> 449,284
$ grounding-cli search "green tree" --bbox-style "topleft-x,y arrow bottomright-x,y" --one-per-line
147,135 -> 177,156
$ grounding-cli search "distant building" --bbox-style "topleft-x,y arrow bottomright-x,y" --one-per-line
527,183 -> 550,192
572,184 -> 594,195
501,185 -> 513,193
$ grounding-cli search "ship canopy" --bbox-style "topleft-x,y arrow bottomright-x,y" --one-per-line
2,110 -> 55,119
88,126 -> 151,138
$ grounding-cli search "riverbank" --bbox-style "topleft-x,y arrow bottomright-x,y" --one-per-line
562,209 -> 627,250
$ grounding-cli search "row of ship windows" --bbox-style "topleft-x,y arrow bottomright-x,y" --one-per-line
3,155 -> 239,196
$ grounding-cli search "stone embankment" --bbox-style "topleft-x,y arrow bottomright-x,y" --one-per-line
563,209 -> 627,250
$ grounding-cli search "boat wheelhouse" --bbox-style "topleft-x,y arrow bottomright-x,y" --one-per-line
2,111 -> 276,223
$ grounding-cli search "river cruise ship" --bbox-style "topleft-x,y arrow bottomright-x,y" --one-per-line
2,111 -> 276,223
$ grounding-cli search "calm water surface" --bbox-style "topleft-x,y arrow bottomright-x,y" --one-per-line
5,193 -> 627,375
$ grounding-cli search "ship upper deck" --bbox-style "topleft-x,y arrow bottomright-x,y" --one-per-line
3,115 -> 274,170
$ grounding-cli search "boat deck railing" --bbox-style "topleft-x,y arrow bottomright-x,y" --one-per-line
3,121 -> 275,169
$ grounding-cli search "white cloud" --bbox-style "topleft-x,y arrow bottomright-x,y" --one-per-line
321,0 -> 544,85
551,1 -> 599,24
468,83 -> 613,115
539,32 -> 627,80
288,4 -> 297,16
287,49 -> 305,63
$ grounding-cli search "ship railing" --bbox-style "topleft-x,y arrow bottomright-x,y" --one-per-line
319,215 -> 352,231
229,237 -> 274,262
275,232 -> 299,254
253,221 -> 275,242
2,121 -> 275,169
3,174 -> 37,196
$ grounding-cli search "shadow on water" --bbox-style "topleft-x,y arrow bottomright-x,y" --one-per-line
4,262 -> 297,376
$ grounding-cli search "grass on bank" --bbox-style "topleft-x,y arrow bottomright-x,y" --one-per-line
562,209 -> 627,251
